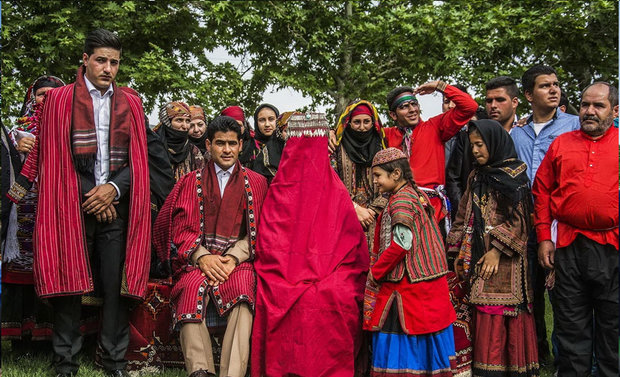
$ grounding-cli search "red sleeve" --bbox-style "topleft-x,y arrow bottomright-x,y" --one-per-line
382,127 -> 404,149
371,239 -> 408,281
433,84 -> 479,142
153,172 -> 202,266
532,141 -> 558,242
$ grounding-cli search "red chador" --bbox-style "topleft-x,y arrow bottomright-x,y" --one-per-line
383,85 -> 477,221
7,81 -> 150,299
252,114 -> 369,377
153,161 -> 268,326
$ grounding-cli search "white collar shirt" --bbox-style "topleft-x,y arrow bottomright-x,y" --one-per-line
84,75 -> 115,189
214,164 -> 235,198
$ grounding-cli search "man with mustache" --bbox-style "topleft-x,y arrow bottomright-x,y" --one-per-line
7,29 -> 150,377
533,82 -> 619,377
509,65 -> 580,366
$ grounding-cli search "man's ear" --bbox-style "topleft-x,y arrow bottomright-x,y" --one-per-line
524,90 -> 533,103
389,111 -> 397,121
205,138 -> 211,150
613,105 -> 619,118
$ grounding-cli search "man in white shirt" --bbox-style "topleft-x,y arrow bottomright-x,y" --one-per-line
7,29 -> 151,377
153,116 -> 269,377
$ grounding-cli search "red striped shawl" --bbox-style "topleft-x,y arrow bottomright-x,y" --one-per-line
153,164 -> 267,325
8,83 -> 151,299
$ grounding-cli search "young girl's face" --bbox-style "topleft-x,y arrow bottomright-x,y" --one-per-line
469,131 -> 490,165
372,166 -> 402,193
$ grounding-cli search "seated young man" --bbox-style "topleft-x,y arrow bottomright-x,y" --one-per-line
153,116 -> 268,377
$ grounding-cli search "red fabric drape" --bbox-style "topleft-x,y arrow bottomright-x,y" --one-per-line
252,121 -> 370,377
11,83 -> 150,299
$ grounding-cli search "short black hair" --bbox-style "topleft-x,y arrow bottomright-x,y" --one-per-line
486,76 -> 518,99
581,81 -> 619,108
207,116 -> 242,141
559,91 -> 570,109
386,86 -> 415,111
475,106 -> 489,120
84,29 -> 122,56
521,65 -> 556,95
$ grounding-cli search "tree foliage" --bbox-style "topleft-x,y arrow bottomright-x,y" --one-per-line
200,0 -> 618,117
2,0 -> 617,125
1,0 -> 260,124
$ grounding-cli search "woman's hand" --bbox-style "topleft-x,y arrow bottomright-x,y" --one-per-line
356,205 -> 375,229
477,248 -> 501,280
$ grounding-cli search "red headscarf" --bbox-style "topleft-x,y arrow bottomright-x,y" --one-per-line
351,103 -> 373,118
221,106 -> 245,123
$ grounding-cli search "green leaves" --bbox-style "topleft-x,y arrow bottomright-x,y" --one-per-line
2,0 -> 616,125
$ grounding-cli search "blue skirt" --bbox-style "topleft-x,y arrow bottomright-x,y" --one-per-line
371,311 -> 456,377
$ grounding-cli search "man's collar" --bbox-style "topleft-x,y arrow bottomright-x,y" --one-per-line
83,74 -> 113,96
214,163 -> 235,175
527,107 -> 559,125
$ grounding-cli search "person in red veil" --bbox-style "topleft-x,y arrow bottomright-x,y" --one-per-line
251,113 -> 370,377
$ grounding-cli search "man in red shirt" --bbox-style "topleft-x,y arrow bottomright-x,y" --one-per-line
533,82 -> 619,377
383,81 -> 478,233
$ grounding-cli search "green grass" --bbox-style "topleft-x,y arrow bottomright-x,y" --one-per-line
2,296 -> 558,376
1,339 -> 186,377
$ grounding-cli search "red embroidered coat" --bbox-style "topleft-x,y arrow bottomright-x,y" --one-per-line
7,84 -> 151,299
364,184 -> 455,335
153,163 -> 267,326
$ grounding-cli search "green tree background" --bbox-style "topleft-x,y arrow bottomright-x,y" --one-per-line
2,0 -> 618,126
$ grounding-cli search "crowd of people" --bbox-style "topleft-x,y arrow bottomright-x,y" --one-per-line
1,28 -> 618,377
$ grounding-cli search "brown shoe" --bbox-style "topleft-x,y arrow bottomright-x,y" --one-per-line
189,370 -> 216,377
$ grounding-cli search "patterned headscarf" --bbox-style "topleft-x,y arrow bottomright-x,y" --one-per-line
189,105 -> 206,122
334,100 -> 383,146
18,75 -> 65,131
158,101 -> 191,129
155,101 -> 192,166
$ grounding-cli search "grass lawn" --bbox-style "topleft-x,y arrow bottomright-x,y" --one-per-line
2,294 -> 557,376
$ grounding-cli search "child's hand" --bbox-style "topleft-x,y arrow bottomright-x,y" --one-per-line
477,248 -> 501,280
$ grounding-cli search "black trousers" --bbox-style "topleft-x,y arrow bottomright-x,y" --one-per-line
51,212 -> 129,374
554,235 -> 618,377
526,229 -> 550,360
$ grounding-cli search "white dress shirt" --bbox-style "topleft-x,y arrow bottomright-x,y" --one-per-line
83,75 -> 120,198
214,164 -> 235,198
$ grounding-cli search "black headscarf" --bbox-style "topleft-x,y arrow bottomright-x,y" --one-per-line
155,102 -> 192,165
252,104 -> 284,180
253,103 -> 280,144
20,75 -> 65,117
239,120 -> 257,167
339,103 -> 383,184
189,132 -> 208,155
467,119 -> 532,267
